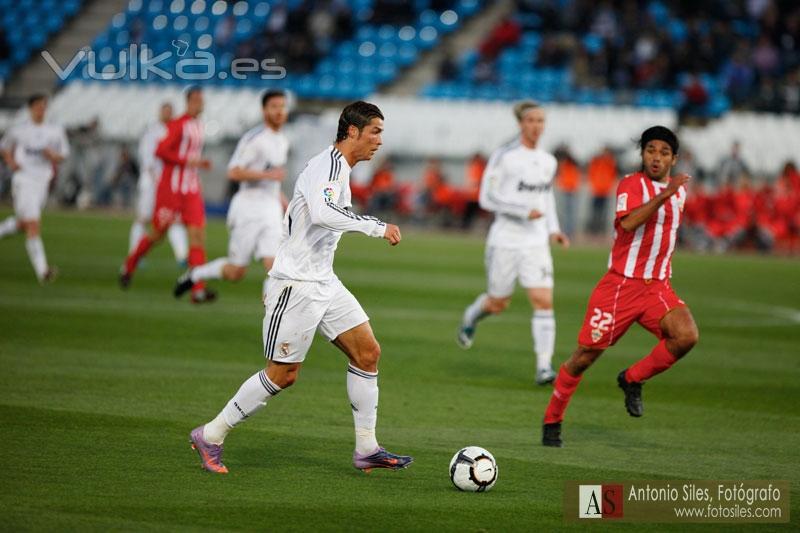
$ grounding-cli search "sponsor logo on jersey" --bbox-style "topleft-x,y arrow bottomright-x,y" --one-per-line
517,180 -> 553,192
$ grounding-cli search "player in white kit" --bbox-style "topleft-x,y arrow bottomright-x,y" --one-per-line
0,95 -> 69,283
174,91 -> 288,300
129,102 -> 188,267
189,101 -> 412,474
457,101 -> 570,385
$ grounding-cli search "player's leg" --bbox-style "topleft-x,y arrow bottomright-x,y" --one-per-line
521,246 -> 557,384
181,192 -> 216,302
0,214 -> 20,239
458,246 -> 515,349
129,175 -> 153,253
542,272 -> 640,446
527,288 -> 556,384
623,306 -> 698,386
15,178 -> 55,283
121,193 -> 170,287
321,281 -> 412,471
190,279 -> 316,473
166,223 -> 189,268
618,287 -> 698,417
175,219 -> 254,298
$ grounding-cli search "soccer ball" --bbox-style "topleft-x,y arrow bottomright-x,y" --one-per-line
449,446 -> 498,492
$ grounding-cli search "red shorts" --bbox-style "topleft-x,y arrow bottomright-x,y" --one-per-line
577,271 -> 685,349
152,181 -> 205,231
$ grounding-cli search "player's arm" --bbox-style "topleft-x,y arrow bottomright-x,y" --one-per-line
227,166 -> 286,182
478,151 -> 540,220
43,127 -> 69,165
155,121 -> 187,166
619,174 -> 690,232
307,170 -> 396,243
226,137 -> 285,182
544,183 -> 569,247
0,128 -> 19,171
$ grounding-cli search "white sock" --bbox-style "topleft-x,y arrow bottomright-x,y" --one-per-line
262,276 -> 269,301
168,223 -> 188,264
532,309 -> 556,371
347,364 -> 380,455
191,257 -> 227,282
25,236 -> 48,281
463,293 -> 491,327
0,215 -> 18,238
203,369 -> 281,445
129,221 -> 145,253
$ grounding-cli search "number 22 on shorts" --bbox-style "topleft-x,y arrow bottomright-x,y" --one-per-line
589,308 -> 612,342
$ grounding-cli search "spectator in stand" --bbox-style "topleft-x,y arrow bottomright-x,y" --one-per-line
438,51 -> 459,82
680,180 -> 713,252
368,159 -> 397,214
716,141 -> 749,187
586,146 -> 617,235
478,16 -> 521,60
674,147 -> 705,183
679,73 -> 710,123
416,158 -> 454,226
707,177 -> 751,253
553,145 -> 581,238
461,152 -> 486,230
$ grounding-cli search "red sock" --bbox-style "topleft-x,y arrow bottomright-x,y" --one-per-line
625,340 -> 678,383
125,236 -> 153,274
188,246 -> 206,292
543,365 -> 583,424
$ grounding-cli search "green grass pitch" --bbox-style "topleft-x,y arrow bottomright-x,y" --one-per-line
1,209 -> 798,531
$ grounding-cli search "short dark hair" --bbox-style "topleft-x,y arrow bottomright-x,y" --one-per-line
28,93 -> 47,107
261,90 -> 285,107
638,125 -> 679,155
185,86 -> 202,100
335,101 -> 384,143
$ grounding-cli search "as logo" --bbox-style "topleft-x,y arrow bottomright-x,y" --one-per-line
323,187 -> 335,201
579,484 -> 623,519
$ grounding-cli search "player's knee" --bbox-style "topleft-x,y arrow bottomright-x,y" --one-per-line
229,266 -> 247,281
486,297 -> 509,314
677,325 -> 699,354
358,340 -> 381,368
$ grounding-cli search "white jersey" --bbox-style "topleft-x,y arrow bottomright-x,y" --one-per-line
0,119 -> 69,183
227,125 -> 289,223
269,145 -> 386,282
479,140 -> 560,249
137,121 -> 167,184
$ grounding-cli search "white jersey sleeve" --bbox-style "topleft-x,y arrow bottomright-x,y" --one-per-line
479,145 -> 531,220
137,122 -> 164,178
307,166 -> 386,237
227,131 -> 260,170
0,124 -> 18,153
544,173 -> 561,235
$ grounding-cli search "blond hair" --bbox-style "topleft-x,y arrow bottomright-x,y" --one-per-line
513,100 -> 541,121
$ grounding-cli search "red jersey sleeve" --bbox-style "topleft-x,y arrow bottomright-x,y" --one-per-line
155,119 -> 187,167
614,175 -> 644,220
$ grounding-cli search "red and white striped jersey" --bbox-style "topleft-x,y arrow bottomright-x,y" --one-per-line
155,114 -> 204,195
608,172 -> 687,280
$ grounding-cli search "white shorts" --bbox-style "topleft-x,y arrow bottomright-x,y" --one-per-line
227,192 -> 282,266
12,174 -> 49,221
485,245 -> 554,297
135,174 -> 156,221
262,277 -> 369,363
228,217 -> 282,266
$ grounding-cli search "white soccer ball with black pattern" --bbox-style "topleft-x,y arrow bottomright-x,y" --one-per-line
449,446 -> 498,492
